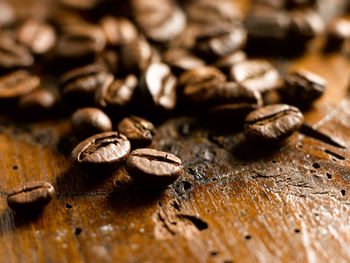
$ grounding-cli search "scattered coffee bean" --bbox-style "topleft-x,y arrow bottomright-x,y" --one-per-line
17,19 -> 56,54
95,49 -> 119,74
7,181 -> 55,210
179,66 -> 226,89
281,69 -> 326,106
213,50 -> 247,70
0,35 -> 33,68
125,148 -> 183,187
244,104 -> 304,142
117,116 -> 156,148
141,62 -> 177,110
72,131 -> 130,170
0,70 -> 40,99
71,107 -> 112,140
327,16 -> 350,47
230,59 -> 282,93
163,48 -> 205,74
17,89 -> 57,115
289,8 -> 324,39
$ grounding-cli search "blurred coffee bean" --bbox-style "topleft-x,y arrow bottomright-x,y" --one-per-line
60,0 -> 100,10
125,148 -> 183,187
195,22 -> 247,60
56,23 -> 106,57
7,181 -> 55,210
117,115 -> 156,148
212,50 -> 247,71
60,63 -> 108,104
95,74 -> 138,109
17,89 -> 57,115
230,59 -> 282,93
178,66 -> 226,88
0,1 -> 15,27
95,49 -> 119,74
0,35 -> 33,68
162,48 -> 205,74
281,69 -> 326,106
100,16 -> 138,46
141,62 -> 177,110
17,19 -> 56,54
244,104 -> 304,142
72,131 -> 131,170
289,8 -> 324,39
71,107 -> 112,140
0,70 -> 40,99
327,16 -> 350,48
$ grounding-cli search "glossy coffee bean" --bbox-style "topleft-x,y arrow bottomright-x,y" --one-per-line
100,16 -> 138,46
0,70 -> 40,99
7,181 -> 55,210
178,66 -> 226,89
17,19 -> 56,54
17,89 -> 57,115
125,148 -> 183,187
71,107 -> 112,140
327,16 -> 350,47
56,23 -> 106,57
95,74 -> 138,109
141,62 -> 177,110
282,69 -> 326,106
0,35 -> 33,68
289,8 -> 324,39
72,131 -> 131,170
95,49 -> 119,74
213,50 -> 247,70
230,59 -> 282,93
244,104 -> 304,142
117,116 -> 155,148
163,48 -> 205,74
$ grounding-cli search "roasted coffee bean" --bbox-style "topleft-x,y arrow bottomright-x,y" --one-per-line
327,16 -> 350,47
125,148 -> 183,187
0,1 -> 15,27
230,59 -> 282,93
95,49 -> 119,74
0,35 -> 33,68
141,62 -> 177,110
117,116 -> 156,148
244,104 -> 304,142
17,19 -> 56,54
100,16 -> 137,46
60,64 -> 108,103
183,81 -> 262,107
95,74 -> 138,109
163,48 -> 205,74
72,131 -> 131,170
212,50 -> 247,70
195,22 -> 247,60
7,181 -> 55,210
178,66 -> 226,88
56,23 -> 106,57
71,107 -> 112,140
289,8 -> 324,39
0,70 -> 40,99
17,89 -> 57,115
281,69 -> 326,106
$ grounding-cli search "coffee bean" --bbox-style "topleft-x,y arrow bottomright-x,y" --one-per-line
60,64 -> 108,104
0,2 -> 15,27
17,89 -> 57,115
0,35 -> 33,68
289,8 -> 324,39
56,23 -> 106,57
95,74 -> 138,109
125,148 -> 183,187
117,116 -> 156,148
141,62 -> 177,110
71,107 -> 112,140
281,69 -> 326,106
95,49 -> 119,74
72,131 -> 130,170
7,181 -> 55,210
212,50 -> 247,70
178,66 -> 226,88
163,48 -> 205,74
0,70 -> 40,99
327,16 -> 350,48
100,16 -> 137,46
230,59 -> 282,93
244,104 -> 304,142
17,19 -> 56,54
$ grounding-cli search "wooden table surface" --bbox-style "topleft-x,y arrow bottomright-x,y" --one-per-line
2,1 -> 350,263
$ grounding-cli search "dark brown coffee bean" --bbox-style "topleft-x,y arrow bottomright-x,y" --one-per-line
60,64 -> 108,103
327,16 -> 350,46
117,116 -> 156,148
7,181 -> 55,210
163,48 -> 205,74
0,70 -> 40,99
178,66 -> 226,88
195,22 -> 247,59
125,148 -> 182,187
244,104 -> 304,142
100,16 -> 138,46
95,74 -> 138,109
95,49 -> 119,74
72,131 -> 131,170
230,59 -> 282,93
212,50 -> 247,70
0,35 -> 33,68
281,69 -> 326,106
71,107 -> 112,140
17,89 -> 57,115
17,19 -> 56,54
141,62 -> 177,110
0,2 -> 15,27
56,23 -> 106,57
289,8 -> 324,39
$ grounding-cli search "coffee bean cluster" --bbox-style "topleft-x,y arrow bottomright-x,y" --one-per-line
2,0 -> 347,210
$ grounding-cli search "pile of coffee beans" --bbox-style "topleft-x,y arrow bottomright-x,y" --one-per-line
3,0 -> 348,210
